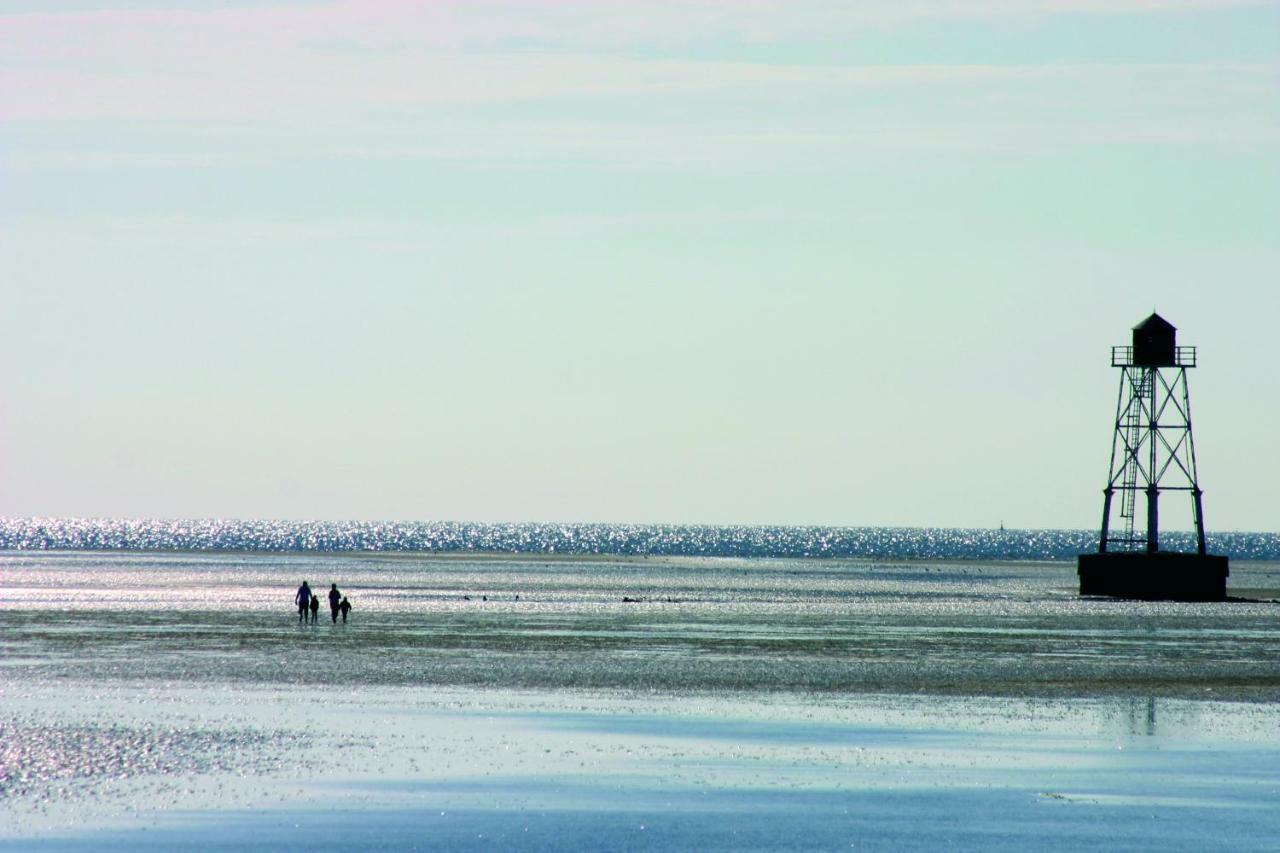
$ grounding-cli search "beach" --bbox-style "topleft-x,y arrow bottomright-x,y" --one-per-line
3,552 -> 1280,850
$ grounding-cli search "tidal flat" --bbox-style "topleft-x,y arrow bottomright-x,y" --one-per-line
2,552 -> 1279,850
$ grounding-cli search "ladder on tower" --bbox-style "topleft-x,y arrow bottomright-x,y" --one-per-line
1117,370 -> 1151,547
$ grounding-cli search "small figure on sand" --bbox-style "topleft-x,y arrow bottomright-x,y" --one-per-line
328,584 -> 342,624
309,592 -> 320,623
295,581 -> 312,623
339,596 -> 351,623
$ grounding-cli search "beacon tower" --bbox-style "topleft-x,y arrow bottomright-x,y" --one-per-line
1076,314 -> 1229,600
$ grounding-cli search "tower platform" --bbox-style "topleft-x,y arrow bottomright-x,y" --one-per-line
1077,552 -> 1229,602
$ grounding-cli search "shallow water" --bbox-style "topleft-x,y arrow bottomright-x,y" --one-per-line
3,684 -> 1280,852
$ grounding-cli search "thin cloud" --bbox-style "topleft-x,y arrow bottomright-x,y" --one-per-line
4,50 -> 1276,120
3,0 -> 1272,62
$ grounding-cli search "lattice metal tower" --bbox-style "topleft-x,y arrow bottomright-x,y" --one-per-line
1096,313 -> 1206,555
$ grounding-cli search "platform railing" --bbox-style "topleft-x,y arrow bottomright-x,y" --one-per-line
1110,345 -> 1197,367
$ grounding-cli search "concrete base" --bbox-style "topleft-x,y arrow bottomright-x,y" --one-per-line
1077,551 -> 1229,601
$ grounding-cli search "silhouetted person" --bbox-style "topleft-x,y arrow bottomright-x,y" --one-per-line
328,584 -> 342,624
295,581 -> 312,623
309,593 -> 320,624
339,596 -> 351,623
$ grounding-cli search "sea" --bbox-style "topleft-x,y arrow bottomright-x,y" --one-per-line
3,517 -> 1280,560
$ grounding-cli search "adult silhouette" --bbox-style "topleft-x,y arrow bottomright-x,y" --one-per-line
328,584 -> 342,624
294,581 -> 312,623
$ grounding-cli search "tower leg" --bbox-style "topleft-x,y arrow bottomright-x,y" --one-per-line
1146,486 -> 1159,553
1193,488 -> 1207,556
1098,488 -> 1114,553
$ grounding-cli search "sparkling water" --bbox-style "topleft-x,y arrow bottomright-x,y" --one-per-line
2,518 -> 1279,559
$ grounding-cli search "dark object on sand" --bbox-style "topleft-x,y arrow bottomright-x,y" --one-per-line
328,584 -> 341,623
295,581 -> 312,623
1077,314 -> 1228,601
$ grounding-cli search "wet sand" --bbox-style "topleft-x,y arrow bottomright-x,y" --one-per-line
2,552 -> 1279,849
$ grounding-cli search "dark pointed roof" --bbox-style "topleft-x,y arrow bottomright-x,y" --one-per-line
1134,313 -> 1176,333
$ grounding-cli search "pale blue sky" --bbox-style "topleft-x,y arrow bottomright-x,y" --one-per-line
2,1 -> 1278,529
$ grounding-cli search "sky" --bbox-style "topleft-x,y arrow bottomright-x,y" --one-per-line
1,0 -> 1278,530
